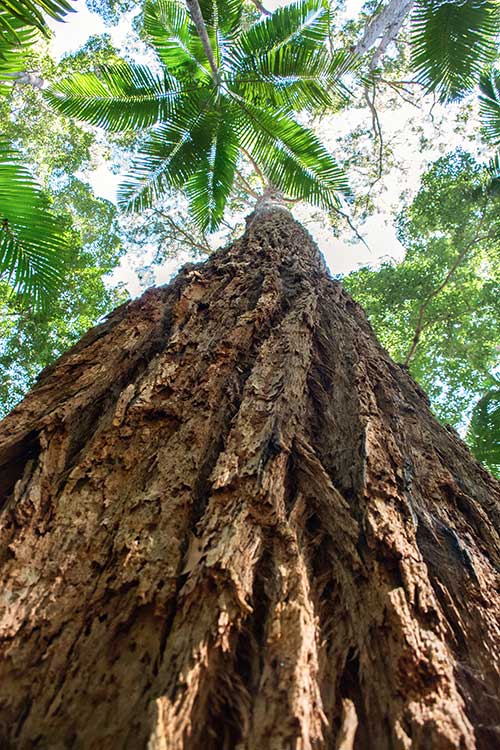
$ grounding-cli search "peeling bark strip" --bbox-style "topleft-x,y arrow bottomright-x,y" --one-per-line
0,210 -> 499,749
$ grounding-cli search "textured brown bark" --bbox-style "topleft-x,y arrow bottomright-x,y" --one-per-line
0,209 -> 499,749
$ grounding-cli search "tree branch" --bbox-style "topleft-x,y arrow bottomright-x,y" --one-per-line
185,0 -> 220,83
249,0 -> 271,16
331,205 -> 372,253
235,169 -> 260,199
364,84 -> 384,185
153,209 -> 211,254
240,147 -> 266,186
354,0 -> 415,66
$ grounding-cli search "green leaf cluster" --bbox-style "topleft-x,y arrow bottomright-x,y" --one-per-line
46,0 -> 356,231
0,37 -> 127,414
468,389 -> 500,475
0,0 -> 77,308
344,151 -> 500,475
410,0 -> 500,102
0,0 -> 73,38
0,142 -> 69,307
0,178 -> 126,416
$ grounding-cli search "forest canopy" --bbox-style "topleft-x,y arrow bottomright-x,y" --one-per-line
0,0 -> 499,475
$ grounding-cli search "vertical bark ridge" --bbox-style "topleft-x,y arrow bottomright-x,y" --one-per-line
0,210 -> 498,749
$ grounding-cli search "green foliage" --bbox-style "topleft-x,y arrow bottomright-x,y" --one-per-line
479,68 -> 500,144
45,64 -> 183,131
478,68 -> 500,190
0,0 -> 78,307
468,389 -> 500,475
0,37 -> 127,414
0,142 -> 68,307
344,151 -> 500,475
0,9 -> 38,95
411,0 -> 500,101
0,179 -> 126,416
0,0 -> 73,39
46,0 -> 355,232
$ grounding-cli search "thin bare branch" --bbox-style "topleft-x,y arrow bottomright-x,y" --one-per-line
331,205 -> 372,253
240,147 -> 266,186
364,84 -> 384,185
235,169 -> 260,199
153,209 -> 211,254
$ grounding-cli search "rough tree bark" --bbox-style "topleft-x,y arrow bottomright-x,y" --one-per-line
0,208 -> 498,749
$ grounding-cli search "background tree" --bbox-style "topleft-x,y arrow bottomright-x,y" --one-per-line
0,30 -> 127,411
344,151 -> 500,475
0,0 -> 76,306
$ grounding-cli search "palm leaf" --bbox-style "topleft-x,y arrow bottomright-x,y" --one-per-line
0,0 -> 74,38
118,92 -> 217,212
185,103 -> 240,230
44,64 -> 192,132
0,141 -> 68,308
231,0 -> 330,69
234,97 -> 350,209
0,12 -> 37,95
234,47 -> 355,113
411,0 -> 500,102
467,388 -> 500,476
144,0 -> 211,81
197,0 -> 242,38
479,68 -> 500,144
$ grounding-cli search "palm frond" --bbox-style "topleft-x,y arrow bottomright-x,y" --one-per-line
44,64 -> 191,131
0,0 -> 74,38
0,141 -> 68,308
118,93 -> 217,212
0,13 -> 37,95
231,0 -> 330,69
234,47 -> 356,113
197,0 -> 242,38
185,104 -> 240,230
467,388 -> 500,475
144,0 -> 211,81
411,0 -> 500,101
234,97 -> 350,209
479,68 -> 500,144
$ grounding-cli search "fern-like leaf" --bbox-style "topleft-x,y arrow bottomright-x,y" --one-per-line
144,0 -> 211,81
118,92 -> 217,212
232,0 -> 329,68
479,68 -> 500,144
45,64 -> 193,132
467,389 -> 500,476
185,103 -> 240,230
0,142 -> 68,308
234,97 -> 350,209
0,0 -> 74,39
411,0 -> 500,101
234,47 -> 355,113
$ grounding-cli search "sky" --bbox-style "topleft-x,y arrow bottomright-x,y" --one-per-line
47,0 -> 472,294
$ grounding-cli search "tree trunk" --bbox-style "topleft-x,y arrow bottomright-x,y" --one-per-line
0,208 -> 498,750
354,0 -> 415,67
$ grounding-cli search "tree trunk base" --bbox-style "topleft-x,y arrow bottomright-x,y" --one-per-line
0,210 -> 498,749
